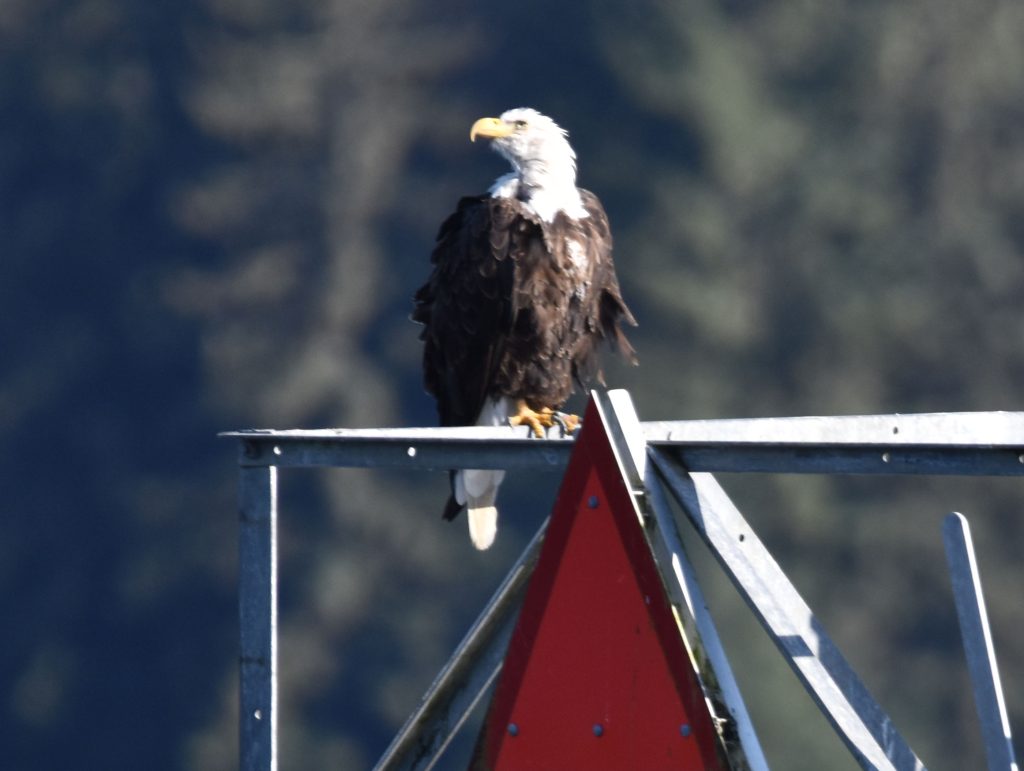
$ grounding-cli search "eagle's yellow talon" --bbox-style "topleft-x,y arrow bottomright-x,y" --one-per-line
508,402 -> 581,437
510,402 -> 557,437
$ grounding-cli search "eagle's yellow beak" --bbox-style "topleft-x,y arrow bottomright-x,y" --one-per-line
470,117 -> 515,142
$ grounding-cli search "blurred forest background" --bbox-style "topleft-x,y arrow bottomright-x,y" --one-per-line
3,0 -> 1023,768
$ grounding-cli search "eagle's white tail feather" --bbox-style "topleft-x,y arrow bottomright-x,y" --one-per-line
455,467 -> 505,550
449,397 -> 512,549
468,505 -> 498,550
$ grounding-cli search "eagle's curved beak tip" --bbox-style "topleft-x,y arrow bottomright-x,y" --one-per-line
470,117 -> 511,143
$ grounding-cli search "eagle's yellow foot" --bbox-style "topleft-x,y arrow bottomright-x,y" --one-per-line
509,403 -> 555,438
509,402 -> 581,437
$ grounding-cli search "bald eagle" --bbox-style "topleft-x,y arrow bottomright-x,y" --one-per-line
412,108 -> 636,549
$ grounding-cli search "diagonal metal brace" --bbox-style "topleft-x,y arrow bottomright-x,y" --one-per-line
943,513 -> 1019,771
650,449 -> 926,771
373,523 -> 546,771
598,390 -> 769,770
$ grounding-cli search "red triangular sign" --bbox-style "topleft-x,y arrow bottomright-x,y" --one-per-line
471,397 -> 728,770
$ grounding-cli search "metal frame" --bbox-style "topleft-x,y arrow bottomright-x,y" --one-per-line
224,397 -> 1023,771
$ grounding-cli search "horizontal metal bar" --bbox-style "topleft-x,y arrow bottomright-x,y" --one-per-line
224,427 -> 573,470
234,439 -> 1024,476
668,444 -> 1024,476
643,411 -> 1024,445
222,413 -> 1024,475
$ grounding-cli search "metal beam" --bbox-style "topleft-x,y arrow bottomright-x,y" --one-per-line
659,444 -> 1024,476
238,465 -> 278,771
223,426 -> 572,471
650,449 -> 926,771
647,411 -> 1024,476
642,412 -> 1024,445
943,513 -> 1020,771
222,411 -> 1024,476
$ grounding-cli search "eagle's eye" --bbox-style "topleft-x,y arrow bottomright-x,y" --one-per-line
513,119 -> 528,129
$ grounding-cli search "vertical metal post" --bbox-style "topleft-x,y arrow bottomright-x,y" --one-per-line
239,463 -> 278,771
943,512 -> 1019,771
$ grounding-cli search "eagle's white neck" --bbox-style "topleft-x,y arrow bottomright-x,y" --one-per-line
488,150 -> 588,222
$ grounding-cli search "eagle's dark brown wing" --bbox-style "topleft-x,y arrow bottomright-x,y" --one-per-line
414,190 -> 636,425
568,189 -> 637,388
412,195 -> 525,429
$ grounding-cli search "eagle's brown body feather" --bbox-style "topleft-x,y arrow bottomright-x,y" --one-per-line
413,190 -> 636,521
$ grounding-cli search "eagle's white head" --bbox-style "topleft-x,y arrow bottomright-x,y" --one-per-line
470,107 -> 588,222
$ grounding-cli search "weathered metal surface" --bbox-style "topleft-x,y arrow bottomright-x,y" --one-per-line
602,390 -> 768,771
650,449 -> 926,771
238,466 -> 278,771
473,398 -> 726,770
373,523 -> 547,771
943,513 -> 1020,771
659,444 -> 1024,476
645,412 -> 1024,476
223,410 -> 1024,476
224,426 -> 572,470
643,412 -> 1024,445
